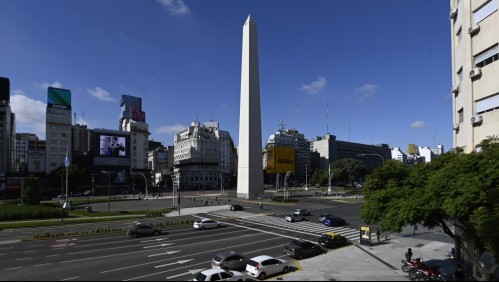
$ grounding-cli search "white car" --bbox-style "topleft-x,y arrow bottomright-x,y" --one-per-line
285,214 -> 304,222
193,268 -> 246,281
245,255 -> 289,280
193,218 -> 222,230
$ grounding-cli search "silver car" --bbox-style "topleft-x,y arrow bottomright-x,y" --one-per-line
193,218 -> 222,230
285,214 -> 304,222
211,251 -> 248,271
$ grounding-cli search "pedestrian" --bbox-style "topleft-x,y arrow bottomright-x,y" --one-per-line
413,224 -> 418,235
454,264 -> 464,281
259,202 -> 263,210
376,228 -> 381,242
405,248 -> 413,262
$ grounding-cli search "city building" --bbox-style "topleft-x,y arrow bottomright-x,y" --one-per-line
450,0 -> 499,153
173,121 -> 237,191
0,77 -> 15,195
119,95 -> 150,172
45,87 -> 72,174
174,121 -> 220,191
311,133 -> 391,171
13,133 -> 38,172
391,147 -> 408,163
72,123 -> 91,157
264,122 -> 311,186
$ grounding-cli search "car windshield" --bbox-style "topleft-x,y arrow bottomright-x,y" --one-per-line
321,234 -> 331,240
194,272 -> 207,281
213,255 -> 224,262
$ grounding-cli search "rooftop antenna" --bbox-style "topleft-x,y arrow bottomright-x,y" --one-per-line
326,102 -> 329,134
82,112 -> 85,125
279,118 -> 285,131
73,113 -> 77,125
348,120 -> 351,142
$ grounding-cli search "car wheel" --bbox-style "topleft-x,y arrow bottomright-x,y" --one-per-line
217,224 -> 221,229
131,233 -> 137,238
258,272 -> 266,280
154,231 -> 159,236
282,266 -> 289,274
200,226 -> 205,230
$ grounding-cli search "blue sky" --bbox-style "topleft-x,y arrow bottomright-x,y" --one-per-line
0,0 -> 453,152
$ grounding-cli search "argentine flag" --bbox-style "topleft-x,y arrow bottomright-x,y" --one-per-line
65,145 -> 70,167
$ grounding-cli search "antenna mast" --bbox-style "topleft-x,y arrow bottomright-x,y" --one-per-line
326,102 -> 329,134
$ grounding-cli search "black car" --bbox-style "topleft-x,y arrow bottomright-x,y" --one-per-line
283,239 -> 323,259
324,216 -> 347,227
230,204 -> 243,211
127,223 -> 163,238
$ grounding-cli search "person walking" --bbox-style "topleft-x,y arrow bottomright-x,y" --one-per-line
405,248 -> 413,262
376,228 -> 381,242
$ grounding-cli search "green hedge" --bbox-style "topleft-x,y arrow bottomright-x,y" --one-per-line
0,204 -> 67,221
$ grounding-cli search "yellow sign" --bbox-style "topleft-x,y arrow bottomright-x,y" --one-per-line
266,146 -> 295,174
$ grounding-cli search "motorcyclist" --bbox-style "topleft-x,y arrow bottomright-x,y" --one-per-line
405,248 -> 413,262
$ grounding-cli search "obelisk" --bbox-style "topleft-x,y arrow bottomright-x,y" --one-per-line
237,15 -> 264,199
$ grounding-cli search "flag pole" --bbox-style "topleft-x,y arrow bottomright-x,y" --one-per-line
64,143 -> 71,209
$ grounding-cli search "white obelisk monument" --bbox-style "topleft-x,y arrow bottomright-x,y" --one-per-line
237,15 -> 264,200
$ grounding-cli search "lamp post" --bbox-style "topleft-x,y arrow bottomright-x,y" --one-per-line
101,171 -> 111,212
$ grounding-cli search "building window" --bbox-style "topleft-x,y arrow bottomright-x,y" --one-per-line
475,45 -> 499,68
476,93 -> 499,114
458,108 -> 464,123
474,0 -> 497,24
456,27 -> 462,44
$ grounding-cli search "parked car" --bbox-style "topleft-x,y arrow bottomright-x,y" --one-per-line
285,213 -> 304,222
318,231 -> 348,248
293,209 -> 311,216
193,268 -> 246,281
127,222 -> 162,238
283,239 -> 323,259
230,204 -> 243,211
324,216 -> 347,227
245,255 -> 289,280
194,218 -> 222,230
211,251 -> 248,271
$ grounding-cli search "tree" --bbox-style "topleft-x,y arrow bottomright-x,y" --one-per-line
331,158 -> 369,185
49,165 -> 91,193
361,138 -> 499,280
21,177 -> 41,205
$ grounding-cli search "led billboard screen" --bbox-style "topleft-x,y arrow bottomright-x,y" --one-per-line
266,146 -> 295,174
120,95 -> 146,122
47,87 -> 71,109
0,77 -> 10,102
99,135 -> 127,157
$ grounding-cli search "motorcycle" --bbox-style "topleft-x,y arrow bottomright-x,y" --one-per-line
408,259 -> 448,281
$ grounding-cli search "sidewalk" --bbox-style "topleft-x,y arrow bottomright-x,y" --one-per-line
270,226 -> 456,281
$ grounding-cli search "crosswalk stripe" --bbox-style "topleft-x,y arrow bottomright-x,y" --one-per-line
208,210 -> 360,241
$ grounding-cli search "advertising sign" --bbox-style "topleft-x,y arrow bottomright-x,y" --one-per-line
360,225 -> 372,246
47,87 -> 72,109
120,95 -> 146,122
99,135 -> 127,157
28,151 -> 46,173
266,146 -> 295,174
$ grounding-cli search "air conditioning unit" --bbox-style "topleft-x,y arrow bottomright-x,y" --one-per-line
468,23 -> 480,35
452,84 -> 460,94
471,114 -> 483,124
453,123 -> 460,130
450,7 -> 458,19
470,67 -> 482,79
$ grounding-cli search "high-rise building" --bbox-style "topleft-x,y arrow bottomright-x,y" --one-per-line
14,133 -> 38,172
0,77 -> 14,193
72,124 -> 91,156
237,15 -> 264,199
450,0 -> 499,153
45,87 -> 72,173
119,95 -> 150,172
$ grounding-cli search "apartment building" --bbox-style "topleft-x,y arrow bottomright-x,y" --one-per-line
450,0 -> 499,152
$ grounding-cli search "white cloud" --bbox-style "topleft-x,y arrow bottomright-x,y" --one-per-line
157,0 -> 191,16
11,91 -> 46,138
410,121 -> 427,129
300,76 -> 327,95
156,124 -> 187,134
87,87 -> 115,102
33,81 -> 63,89
354,83 -> 379,102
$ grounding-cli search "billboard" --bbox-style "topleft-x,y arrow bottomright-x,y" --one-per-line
48,87 -> 71,109
99,135 -> 127,157
0,77 -> 10,103
266,146 -> 295,174
120,95 -> 146,122
28,151 -> 46,173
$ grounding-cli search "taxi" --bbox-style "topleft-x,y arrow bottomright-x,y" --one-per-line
318,231 -> 348,249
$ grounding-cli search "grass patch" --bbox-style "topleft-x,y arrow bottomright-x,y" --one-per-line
0,204 -> 67,221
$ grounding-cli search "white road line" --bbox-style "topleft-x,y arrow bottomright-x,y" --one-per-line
5,267 -> 23,271
46,254 -> 60,258
61,276 -> 79,281
36,263 -> 52,267
24,251 -> 37,254
16,258 -> 32,261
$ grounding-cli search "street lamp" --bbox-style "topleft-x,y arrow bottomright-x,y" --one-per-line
101,171 -> 111,212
